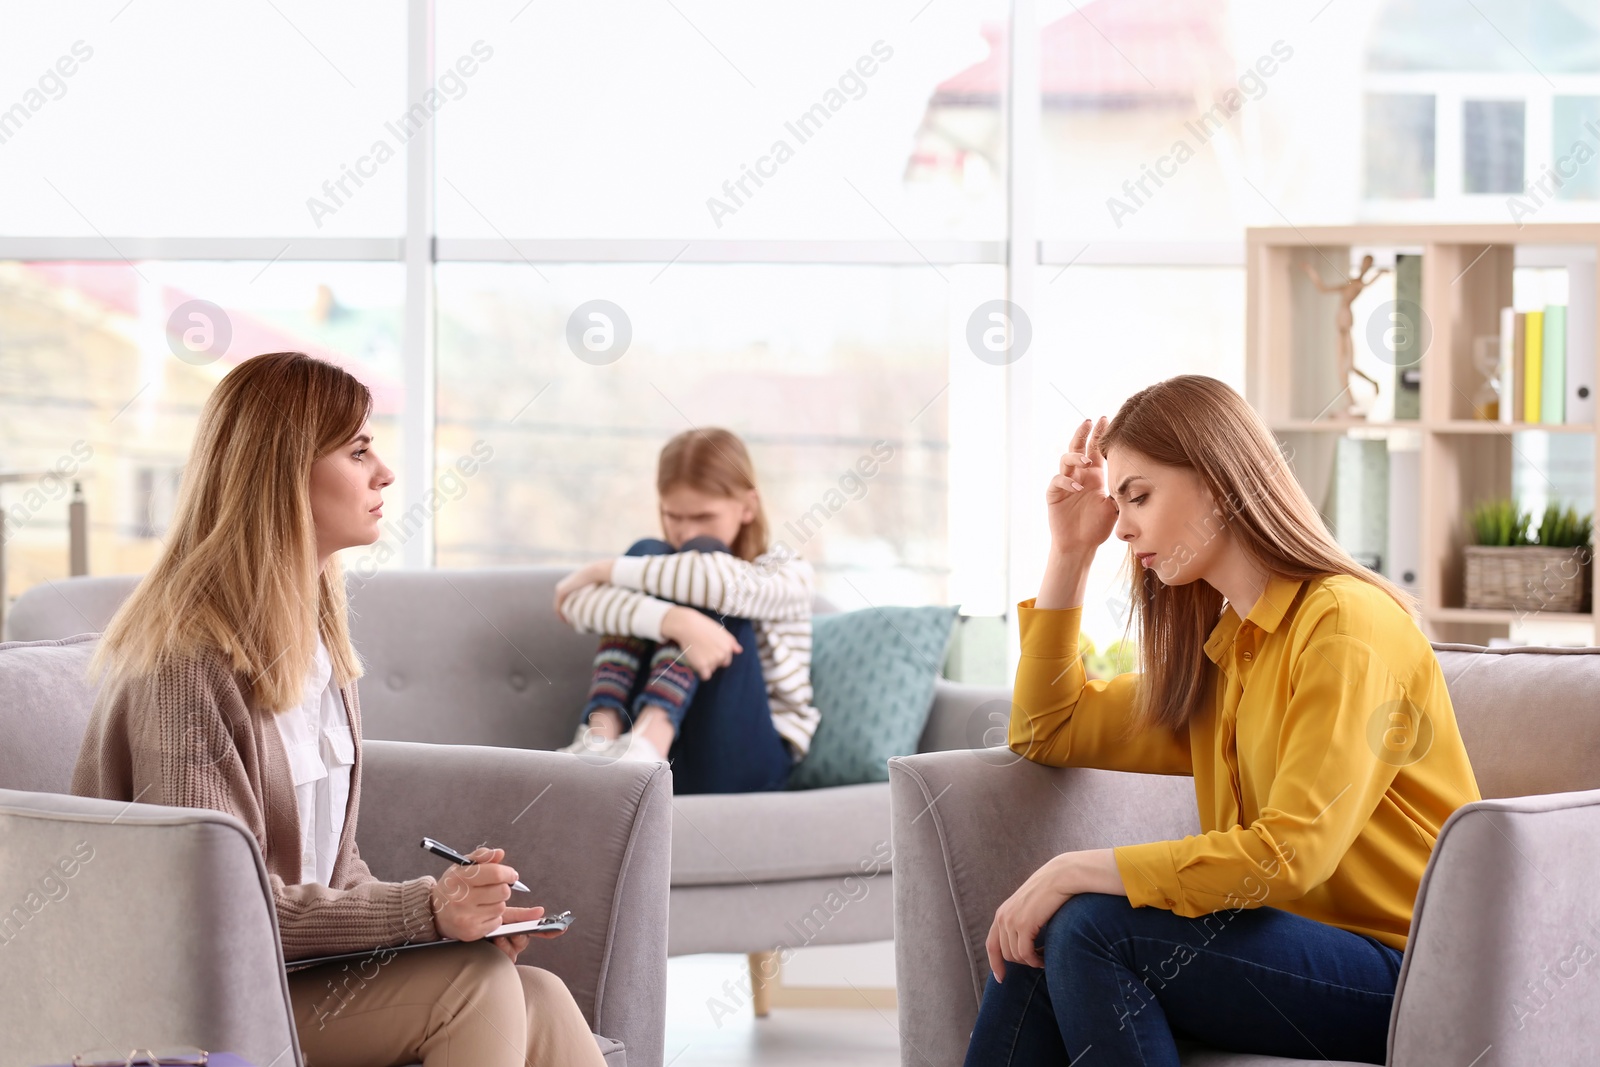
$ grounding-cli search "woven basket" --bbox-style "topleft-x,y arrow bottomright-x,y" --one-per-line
1463,545 -> 1593,613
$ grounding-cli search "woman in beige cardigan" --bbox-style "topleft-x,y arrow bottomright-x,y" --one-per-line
73,351 -> 605,1067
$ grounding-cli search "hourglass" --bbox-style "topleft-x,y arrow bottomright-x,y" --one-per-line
1471,334 -> 1502,421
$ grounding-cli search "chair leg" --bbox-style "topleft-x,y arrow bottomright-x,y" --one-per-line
748,950 -> 779,1017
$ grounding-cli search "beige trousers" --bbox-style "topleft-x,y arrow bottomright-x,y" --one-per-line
288,940 -> 608,1067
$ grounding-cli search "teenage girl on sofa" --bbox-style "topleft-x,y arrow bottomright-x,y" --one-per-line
553,427 -> 819,794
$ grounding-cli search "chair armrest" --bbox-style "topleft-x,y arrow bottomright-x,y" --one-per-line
358,742 -> 672,1067
1389,787 -> 1600,1067
916,679 -> 1013,754
0,788 -> 299,1067
888,750 -> 1199,1067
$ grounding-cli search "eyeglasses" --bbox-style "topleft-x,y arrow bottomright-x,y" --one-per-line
72,1049 -> 208,1067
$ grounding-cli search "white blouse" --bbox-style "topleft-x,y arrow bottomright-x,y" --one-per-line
272,636 -> 355,886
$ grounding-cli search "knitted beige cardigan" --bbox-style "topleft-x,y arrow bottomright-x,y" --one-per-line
71,645 -> 439,960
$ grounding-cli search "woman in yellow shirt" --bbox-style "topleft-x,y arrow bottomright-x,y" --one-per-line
966,375 -> 1480,1066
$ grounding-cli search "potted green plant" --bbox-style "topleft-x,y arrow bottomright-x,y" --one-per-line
1464,500 -> 1594,613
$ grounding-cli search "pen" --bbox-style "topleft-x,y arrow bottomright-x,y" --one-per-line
421,836 -> 529,892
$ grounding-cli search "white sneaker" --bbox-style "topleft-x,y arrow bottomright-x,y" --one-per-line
558,722 -> 615,755
603,732 -> 666,763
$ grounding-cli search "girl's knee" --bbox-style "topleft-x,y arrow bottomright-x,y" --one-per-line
625,537 -> 674,556
678,534 -> 730,554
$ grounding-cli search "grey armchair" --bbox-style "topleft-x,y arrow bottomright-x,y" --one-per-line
0,634 -> 672,1067
890,641 -> 1600,1066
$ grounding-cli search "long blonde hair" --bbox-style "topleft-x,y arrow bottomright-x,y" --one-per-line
1099,375 -> 1418,734
92,352 -> 370,712
657,428 -> 770,562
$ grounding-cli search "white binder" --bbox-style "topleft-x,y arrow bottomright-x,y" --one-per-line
1567,261 -> 1596,424
1387,446 -> 1421,594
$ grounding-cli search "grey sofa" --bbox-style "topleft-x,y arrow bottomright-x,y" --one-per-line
6,569 -> 995,992
889,640 -> 1600,1066
0,632 -> 672,1067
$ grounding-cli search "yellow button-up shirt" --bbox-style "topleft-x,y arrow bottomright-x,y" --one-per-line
1009,572 -> 1481,950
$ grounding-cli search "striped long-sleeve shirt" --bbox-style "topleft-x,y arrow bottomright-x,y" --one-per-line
558,548 -> 821,756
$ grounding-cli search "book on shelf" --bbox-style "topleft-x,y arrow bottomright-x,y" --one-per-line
1499,298 -> 1592,425
1542,304 -> 1566,424
1507,310 -> 1527,423
1394,253 -> 1422,420
1497,307 -> 1510,422
1525,309 -> 1543,424
1567,262 -> 1596,424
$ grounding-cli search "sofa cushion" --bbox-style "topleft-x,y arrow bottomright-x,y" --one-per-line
671,782 -> 893,886
789,604 -> 959,789
0,634 -> 103,793
1435,642 -> 1600,799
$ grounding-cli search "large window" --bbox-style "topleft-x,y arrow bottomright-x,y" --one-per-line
434,2 -> 1007,241
0,4 -> 407,238
6,0 -> 1600,652
435,263 -> 992,608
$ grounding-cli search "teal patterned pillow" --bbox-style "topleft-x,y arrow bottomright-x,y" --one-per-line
788,605 -> 960,789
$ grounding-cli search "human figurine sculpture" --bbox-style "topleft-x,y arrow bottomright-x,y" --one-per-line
1302,255 -> 1388,418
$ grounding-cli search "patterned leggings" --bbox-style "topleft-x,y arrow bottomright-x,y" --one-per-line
582,631 -> 698,731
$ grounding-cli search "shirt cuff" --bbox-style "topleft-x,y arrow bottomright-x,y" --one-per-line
610,554 -> 649,591
1017,598 -> 1085,659
629,594 -> 673,642
1113,840 -> 1183,911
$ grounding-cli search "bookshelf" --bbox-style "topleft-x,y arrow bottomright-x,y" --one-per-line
1246,224 -> 1599,646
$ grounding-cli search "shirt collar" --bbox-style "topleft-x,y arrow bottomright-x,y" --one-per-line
1203,573 -> 1307,664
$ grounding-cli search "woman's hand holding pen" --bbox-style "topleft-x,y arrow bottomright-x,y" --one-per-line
430,846 -> 518,941
430,846 -> 560,961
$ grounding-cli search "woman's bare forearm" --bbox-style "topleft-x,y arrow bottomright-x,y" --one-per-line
1035,549 -> 1095,610
1048,848 -> 1125,897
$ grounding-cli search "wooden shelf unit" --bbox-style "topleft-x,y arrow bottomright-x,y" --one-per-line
1246,224 -> 1600,646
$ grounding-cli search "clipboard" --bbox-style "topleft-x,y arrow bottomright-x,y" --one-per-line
284,910 -> 574,973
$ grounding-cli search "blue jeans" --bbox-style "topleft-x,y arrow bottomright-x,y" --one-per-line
601,536 -> 794,795
964,892 -> 1404,1066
